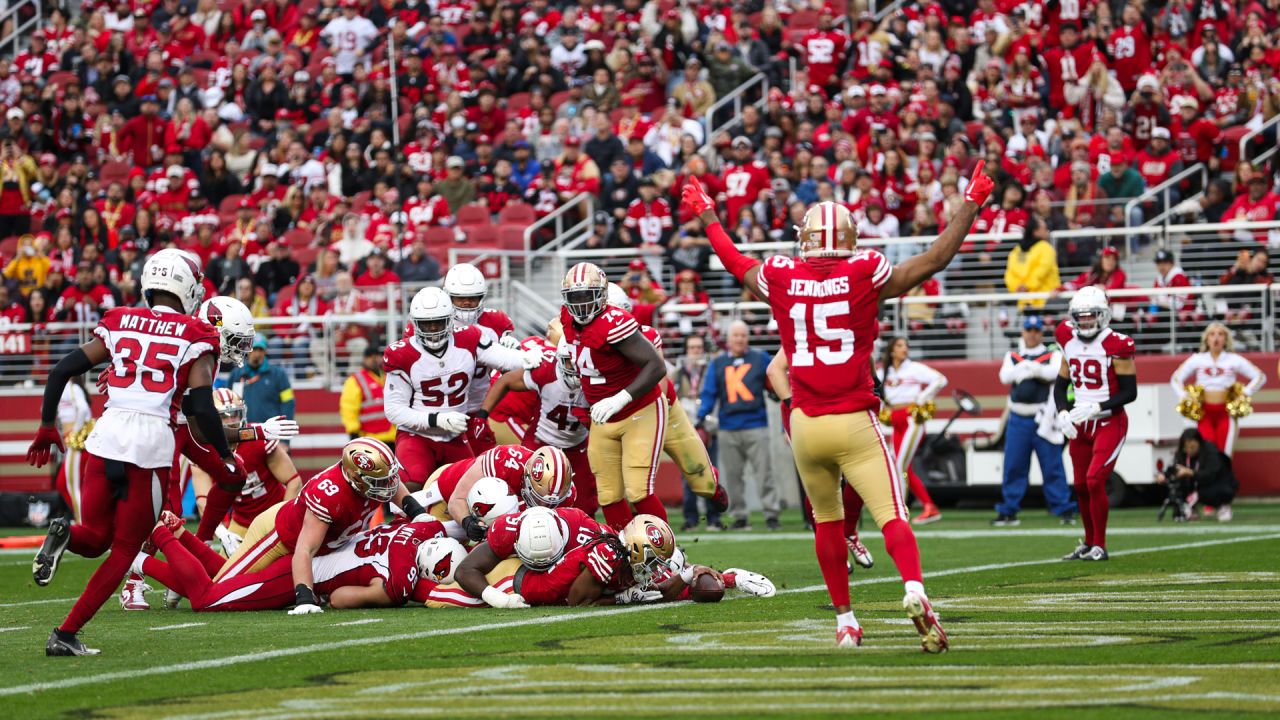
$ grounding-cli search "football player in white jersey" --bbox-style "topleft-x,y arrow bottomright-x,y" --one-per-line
384,287 -> 542,490
442,263 -> 521,453
1054,287 -> 1138,562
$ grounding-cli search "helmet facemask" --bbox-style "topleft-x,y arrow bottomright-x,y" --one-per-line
449,293 -> 485,327
222,330 -> 254,367
413,317 -> 451,352
563,287 -> 605,325
556,344 -> 580,390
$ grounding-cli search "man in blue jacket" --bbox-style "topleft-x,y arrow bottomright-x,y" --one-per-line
229,336 -> 296,426
699,321 -> 779,531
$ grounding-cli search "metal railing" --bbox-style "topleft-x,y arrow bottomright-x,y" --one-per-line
1125,163 -> 1206,229
701,72 -> 769,167
0,0 -> 41,56
523,192 -> 594,255
1238,113 -> 1280,169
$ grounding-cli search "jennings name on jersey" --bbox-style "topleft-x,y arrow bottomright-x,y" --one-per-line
1056,324 -> 1136,413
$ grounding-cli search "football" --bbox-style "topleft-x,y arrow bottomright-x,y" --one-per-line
689,572 -> 725,603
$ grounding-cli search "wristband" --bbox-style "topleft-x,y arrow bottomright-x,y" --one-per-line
401,496 -> 426,520
427,413 -> 439,428
679,566 -> 696,584
481,585 -> 507,608
295,584 -> 317,606
474,409 -> 490,420
247,426 -> 264,442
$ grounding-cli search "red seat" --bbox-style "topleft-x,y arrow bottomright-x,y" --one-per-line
549,90 -> 571,108
283,228 -> 313,248
497,224 -> 527,251
464,225 -> 500,247
350,191 -> 372,212
0,235 -> 19,259
219,194 -> 246,215
292,247 -> 320,270
455,204 -> 491,227
496,202 -> 536,226
1221,126 -> 1252,173
505,92 -> 531,112
790,10 -> 820,29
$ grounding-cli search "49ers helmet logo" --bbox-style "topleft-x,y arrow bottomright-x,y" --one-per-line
353,453 -> 375,472
529,457 -> 546,477
646,524 -> 665,548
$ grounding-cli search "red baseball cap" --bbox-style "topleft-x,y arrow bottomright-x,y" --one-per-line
564,135 -> 581,147
628,258 -> 645,270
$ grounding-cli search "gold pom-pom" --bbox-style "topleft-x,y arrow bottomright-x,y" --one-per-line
1226,383 -> 1253,419
65,419 -> 95,451
1177,385 -> 1204,421
878,406 -> 892,425
910,401 -> 936,423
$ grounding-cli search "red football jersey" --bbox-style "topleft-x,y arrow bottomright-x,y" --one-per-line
1042,43 -> 1099,111
485,507 -> 607,559
756,250 -> 892,417
1107,24 -> 1151,91
801,29 -> 848,87
55,284 -> 116,324
229,435 -> 286,528
313,520 -> 447,605
624,198 -> 674,245
274,464 -> 379,554
431,444 -> 533,501
721,161 -> 771,227
1134,149 -> 1180,187
1055,324 -> 1136,410
559,306 -> 661,417
516,538 -> 631,605
1169,116 -> 1221,165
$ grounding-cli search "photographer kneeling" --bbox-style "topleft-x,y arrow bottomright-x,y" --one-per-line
1158,429 -> 1238,522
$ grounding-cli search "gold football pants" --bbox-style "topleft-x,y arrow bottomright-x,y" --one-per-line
589,395 -> 667,506
790,408 -> 909,528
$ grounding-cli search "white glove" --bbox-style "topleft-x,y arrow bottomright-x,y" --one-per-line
1057,410 -> 1078,440
435,411 -> 470,434
614,586 -> 663,605
260,416 -> 300,440
482,585 -> 530,609
1068,401 -> 1101,424
519,348 -> 543,369
213,524 -> 242,556
288,603 -> 324,615
1012,363 -> 1033,383
700,414 -> 719,433
723,568 -> 776,598
590,390 -> 632,424
667,546 -> 687,573
498,333 -> 522,350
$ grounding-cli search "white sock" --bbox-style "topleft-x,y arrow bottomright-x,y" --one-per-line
836,611 -> 859,630
904,580 -> 926,600
130,552 -> 149,577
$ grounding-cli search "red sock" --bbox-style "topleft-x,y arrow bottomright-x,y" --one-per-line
841,483 -> 864,538
150,527 -> 215,601
881,518 -> 923,584
907,469 -> 934,506
601,501 -> 634,531
196,485 -> 239,541
1088,476 -> 1109,549
176,528 -> 231,576
813,520 -> 851,609
1075,479 -> 1094,546
631,494 -> 667,521
60,477 -> 153,633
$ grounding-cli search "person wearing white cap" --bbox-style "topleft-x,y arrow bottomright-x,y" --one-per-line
1133,126 -> 1184,198
1124,74 -> 1171,147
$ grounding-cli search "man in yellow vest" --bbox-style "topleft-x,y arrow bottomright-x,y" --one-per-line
340,347 -> 396,449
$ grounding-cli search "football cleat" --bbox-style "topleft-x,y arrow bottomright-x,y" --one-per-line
1062,540 -> 1090,560
912,503 -> 942,525
990,514 -> 1020,527
33,517 -> 71,587
847,536 -> 874,569
836,626 -> 864,648
722,568 -> 776,597
904,591 -> 948,653
708,484 -> 730,514
119,575 -> 151,610
164,589 -> 183,609
1217,505 -> 1233,522
1082,546 -> 1110,561
46,628 -> 100,657
214,524 -> 242,556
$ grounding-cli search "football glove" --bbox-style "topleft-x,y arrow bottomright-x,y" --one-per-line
681,175 -> 715,216
289,585 -> 323,615
963,159 -> 994,205
519,348 -> 544,369
482,585 -> 530,609
96,367 -> 110,395
1056,410 -> 1078,440
1068,401 -> 1101,424
614,586 -> 663,605
259,416 -> 300,441
590,390 -> 632,424
26,425 -> 65,468
462,515 -> 487,542
433,411 -> 470,435
214,524 -> 242,556
722,568 -> 776,597
498,333 -> 522,350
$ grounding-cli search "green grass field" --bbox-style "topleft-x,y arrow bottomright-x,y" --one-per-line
2,506 -> 1279,719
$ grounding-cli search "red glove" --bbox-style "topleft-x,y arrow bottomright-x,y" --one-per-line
469,415 -> 496,447
681,175 -> 715,216
27,425 -> 66,468
963,159 -> 994,206
214,457 -> 248,491
96,366 -> 110,396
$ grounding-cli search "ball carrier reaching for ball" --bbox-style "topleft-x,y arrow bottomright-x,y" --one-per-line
681,162 -> 993,650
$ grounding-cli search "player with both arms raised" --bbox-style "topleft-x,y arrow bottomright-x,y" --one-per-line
681,159 -> 994,649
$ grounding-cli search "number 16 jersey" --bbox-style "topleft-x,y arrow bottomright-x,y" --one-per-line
756,250 -> 893,417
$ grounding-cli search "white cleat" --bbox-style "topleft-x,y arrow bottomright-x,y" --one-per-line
904,591 -> 949,654
846,536 -> 874,569
119,575 -> 151,610
164,589 -> 183,609
836,626 -> 864,648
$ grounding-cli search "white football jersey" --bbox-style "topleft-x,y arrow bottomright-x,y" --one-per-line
383,332 -> 483,440
524,362 -> 589,448
1057,325 -> 1136,409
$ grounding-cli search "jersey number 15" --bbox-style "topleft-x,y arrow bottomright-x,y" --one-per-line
789,301 -> 854,367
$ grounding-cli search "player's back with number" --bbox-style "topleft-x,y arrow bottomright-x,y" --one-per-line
1056,324 -> 1135,409
89,307 -> 219,467
758,249 -> 891,416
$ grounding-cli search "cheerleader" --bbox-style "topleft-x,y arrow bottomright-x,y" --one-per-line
878,337 -> 948,524
53,376 -> 93,523
1170,323 -> 1266,457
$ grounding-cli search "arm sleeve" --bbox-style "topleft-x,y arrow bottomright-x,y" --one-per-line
41,349 -> 94,425
339,376 -> 362,434
1099,373 -> 1137,412
697,360 -> 719,421
705,220 -> 761,281
1054,375 -> 1072,412
997,352 -> 1019,386
1191,446 -> 1224,488
383,371 -> 437,435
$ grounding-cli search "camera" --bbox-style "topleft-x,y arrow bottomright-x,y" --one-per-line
1157,466 -> 1192,522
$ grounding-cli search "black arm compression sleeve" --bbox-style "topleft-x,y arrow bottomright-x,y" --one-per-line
1099,374 -> 1137,412
1054,375 -> 1072,412
42,349 -> 94,425
189,385 -> 235,461
400,496 -> 426,519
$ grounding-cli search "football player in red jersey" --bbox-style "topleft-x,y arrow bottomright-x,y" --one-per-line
28,249 -> 241,656
486,335 -> 553,446
681,159 -> 994,650
1054,287 -> 1138,562
442,263 -> 521,454
560,263 -> 670,530
800,7 -> 849,90
136,515 -> 458,611
385,287 -> 542,490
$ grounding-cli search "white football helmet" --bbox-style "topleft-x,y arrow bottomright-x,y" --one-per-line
514,506 -> 570,570
606,282 -> 632,313
443,263 -> 487,326
466,476 -> 520,526
1068,286 -> 1111,342
141,248 -> 205,314
561,262 -> 608,324
416,537 -> 467,584
522,446 -> 573,508
213,387 -> 246,428
796,201 -> 857,258
409,287 -> 454,351
198,296 -> 255,367
555,340 -> 581,391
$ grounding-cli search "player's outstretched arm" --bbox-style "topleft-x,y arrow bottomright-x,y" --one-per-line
480,369 -> 529,415
879,160 -> 994,300
329,579 -> 394,609
28,339 -> 109,467
455,542 -> 501,598
288,512 -> 328,615
681,175 -> 764,298
765,353 -> 791,402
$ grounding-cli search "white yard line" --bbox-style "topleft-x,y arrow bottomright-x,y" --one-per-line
150,623 -> 207,631
685,525 -> 1280,542
333,619 -> 383,627
0,626 -> 29,633
0,597 -> 77,608
2,531 -> 1278,698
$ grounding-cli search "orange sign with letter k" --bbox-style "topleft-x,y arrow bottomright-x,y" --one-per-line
724,363 -> 755,404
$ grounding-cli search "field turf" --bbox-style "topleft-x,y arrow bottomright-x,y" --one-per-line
1,505 -> 1279,719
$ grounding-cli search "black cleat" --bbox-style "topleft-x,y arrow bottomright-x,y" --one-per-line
1081,546 -> 1110,561
33,517 -> 71,587
45,628 -> 100,656
1061,540 -> 1090,561
1059,512 -> 1077,526
766,517 -> 781,531
990,514 -> 1020,527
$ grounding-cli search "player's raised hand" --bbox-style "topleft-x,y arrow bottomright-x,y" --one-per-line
260,416 -> 300,441
681,175 -> 715,216
963,159 -> 994,206
498,333 -> 522,350
26,425 -> 65,468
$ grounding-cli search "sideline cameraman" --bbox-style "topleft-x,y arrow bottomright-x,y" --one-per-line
1159,429 -> 1238,522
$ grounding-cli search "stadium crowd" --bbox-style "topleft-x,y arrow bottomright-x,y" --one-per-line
1,0 -> 1279,376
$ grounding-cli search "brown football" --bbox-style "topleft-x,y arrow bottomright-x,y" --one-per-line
689,572 -> 725,603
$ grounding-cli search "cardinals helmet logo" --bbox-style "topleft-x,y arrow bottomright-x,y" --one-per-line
432,554 -> 453,580
205,303 -> 224,327
471,501 -> 494,519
